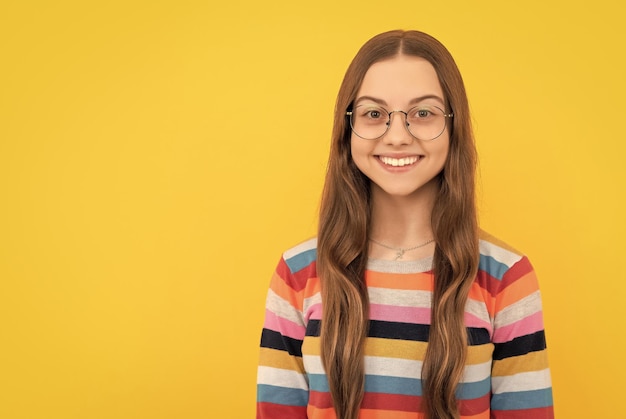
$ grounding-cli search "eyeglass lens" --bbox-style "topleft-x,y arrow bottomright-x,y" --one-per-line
350,104 -> 449,141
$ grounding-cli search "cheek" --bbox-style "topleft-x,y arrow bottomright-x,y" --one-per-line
424,138 -> 450,172
349,135 -> 359,153
349,138 -> 369,174
349,137 -> 361,160
435,135 -> 451,159
442,141 -> 451,159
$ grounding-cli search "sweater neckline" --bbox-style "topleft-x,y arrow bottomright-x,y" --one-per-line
367,256 -> 433,274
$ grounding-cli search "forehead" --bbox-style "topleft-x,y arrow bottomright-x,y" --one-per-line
356,55 -> 444,105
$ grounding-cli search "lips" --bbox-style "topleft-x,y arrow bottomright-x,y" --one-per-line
378,155 -> 421,167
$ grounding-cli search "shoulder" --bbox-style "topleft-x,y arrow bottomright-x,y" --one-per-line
273,238 -> 318,291
477,229 -> 537,290
281,237 -> 318,274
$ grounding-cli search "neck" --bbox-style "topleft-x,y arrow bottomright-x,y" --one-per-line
369,180 -> 438,249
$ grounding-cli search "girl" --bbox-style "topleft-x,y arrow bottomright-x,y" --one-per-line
257,30 -> 553,419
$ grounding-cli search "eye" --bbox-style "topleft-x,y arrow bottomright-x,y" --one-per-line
414,108 -> 433,118
408,105 -> 443,124
360,107 -> 385,120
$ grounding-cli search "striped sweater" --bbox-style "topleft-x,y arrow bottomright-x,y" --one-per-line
257,232 -> 554,418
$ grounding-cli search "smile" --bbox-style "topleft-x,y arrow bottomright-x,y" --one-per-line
378,155 -> 420,167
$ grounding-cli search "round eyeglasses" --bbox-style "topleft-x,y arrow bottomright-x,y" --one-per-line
346,103 -> 453,141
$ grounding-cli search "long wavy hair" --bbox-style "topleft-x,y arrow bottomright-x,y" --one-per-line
317,30 -> 479,419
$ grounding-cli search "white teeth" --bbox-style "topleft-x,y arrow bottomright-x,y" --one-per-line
379,156 -> 419,167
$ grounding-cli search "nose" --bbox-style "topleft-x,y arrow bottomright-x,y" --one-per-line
382,110 -> 413,145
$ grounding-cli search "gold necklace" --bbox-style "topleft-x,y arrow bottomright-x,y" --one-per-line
369,238 -> 435,260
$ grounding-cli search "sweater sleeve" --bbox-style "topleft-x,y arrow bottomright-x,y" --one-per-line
256,256 -> 309,418
490,256 -> 554,418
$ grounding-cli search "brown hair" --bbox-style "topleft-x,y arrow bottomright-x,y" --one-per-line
317,30 -> 479,419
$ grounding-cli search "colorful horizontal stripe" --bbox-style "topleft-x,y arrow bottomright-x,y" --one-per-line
257,232 -> 554,418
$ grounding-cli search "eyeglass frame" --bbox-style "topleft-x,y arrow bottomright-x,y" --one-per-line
345,104 -> 454,141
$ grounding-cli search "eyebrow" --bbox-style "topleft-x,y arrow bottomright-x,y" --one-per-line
354,95 -> 446,107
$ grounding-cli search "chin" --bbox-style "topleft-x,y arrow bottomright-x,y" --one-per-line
372,177 -> 441,199
376,184 -> 427,198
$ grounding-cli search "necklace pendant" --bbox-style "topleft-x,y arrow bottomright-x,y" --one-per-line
370,237 -> 435,261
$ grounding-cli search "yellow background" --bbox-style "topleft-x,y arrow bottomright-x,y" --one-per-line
1,1 -> 624,418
